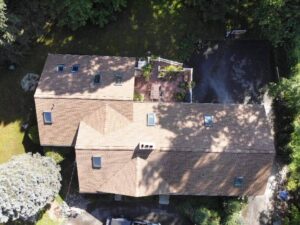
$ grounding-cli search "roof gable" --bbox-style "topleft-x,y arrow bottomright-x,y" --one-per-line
82,103 -> 131,135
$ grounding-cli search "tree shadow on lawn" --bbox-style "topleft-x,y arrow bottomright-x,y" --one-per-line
37,0 -> 224,60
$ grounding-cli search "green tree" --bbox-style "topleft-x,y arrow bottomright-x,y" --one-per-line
0,153 -> 61,223
254,0 -> 300,46
56,0 -> 127,30
184,0 -> 229,22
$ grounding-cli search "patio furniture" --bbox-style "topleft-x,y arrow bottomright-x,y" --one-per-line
150,84 -> 160,100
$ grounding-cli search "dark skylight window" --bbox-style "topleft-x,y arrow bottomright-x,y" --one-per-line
94,74 -> 101,84
43,112 -> 52,124
57,64 -> 65,72
114,74 -> 123,85
234,177 -> 244,188
204,115 -> 213,127
71,64 -> 80,73
147,113 -> 156,126
92,156 -> 101,169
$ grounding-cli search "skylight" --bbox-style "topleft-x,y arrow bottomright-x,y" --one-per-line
92,156 -> 101,169
204,115 -> 213,127
57,64 -> 65,72
233,177 -> 244,188
114,74 -> 123,85
94,74 -> 101,84
147,113 -> 156,126
43,112 -> 52,124
71,64 -> 80,73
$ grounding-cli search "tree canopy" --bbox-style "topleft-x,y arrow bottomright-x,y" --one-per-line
56,0 -> 127,30
0,153 -> 61,223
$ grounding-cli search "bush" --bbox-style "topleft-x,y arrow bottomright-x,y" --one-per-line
176,198 -> 222,225
288,204 -> 300,225
0,153 -> 61,223
44,147 -> 65,164
142,63 -> 152,81
193,207 -> 220,225
223,198 -> 246,225
175,91 -> 186,101
133,92 -> 144,102
223,199 -> 245,215
28,125 -> 39,144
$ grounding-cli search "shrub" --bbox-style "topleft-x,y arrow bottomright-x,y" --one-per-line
0,153 -> 61,223
133,92 -> 145,102
175,91 -> 186,101
164,65 -> 183,72
176,198 -> 221,225
193,207 -> 220,225
28,125 -> 39,144
158,65 -> 183,78
142,63 -> 152,81
288,204 -> 300,225
44,147 -> 65,164
223,198 -> 246,225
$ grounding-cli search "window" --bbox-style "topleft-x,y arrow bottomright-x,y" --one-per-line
43,112 -> 52,124
57,64 -> 65,72
94,74 -> 101,84
234,177 -> 244,187
114,74 -> 123,85
92,156 -> 101,169
71,64 -> 80,73
204,115 -> 213,127
147,113 -> 156,126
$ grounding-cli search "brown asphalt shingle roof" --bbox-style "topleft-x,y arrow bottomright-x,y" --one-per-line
35,54 -> 136,100
75,102 -> 275,196
76,102 -> 274,153
76,149 -> 274,196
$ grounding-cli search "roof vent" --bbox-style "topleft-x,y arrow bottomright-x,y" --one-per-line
92,156 -> 101,169
71,64 -> 80,73
147,113 -> 156,126
139,142 -> 155,150
233,176 -> 244,188
114,74 -> 123,85
43,112 -> 53,124
94,74 -> 101,84
57,64 -> 65,72
204,115 -> 213,127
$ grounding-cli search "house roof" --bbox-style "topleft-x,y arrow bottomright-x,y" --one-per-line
34,98 -> 133,146
76,149 -> 274,196
75,101 -> 275,196
76,102 -> 275,154
34,54 -> 136,100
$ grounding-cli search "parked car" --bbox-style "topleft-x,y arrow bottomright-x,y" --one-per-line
106,217 -> 161,225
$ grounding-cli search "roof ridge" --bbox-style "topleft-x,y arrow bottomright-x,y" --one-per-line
103,103 -> 131,135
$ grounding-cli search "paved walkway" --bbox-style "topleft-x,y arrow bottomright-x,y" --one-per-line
65,212 -> 103,225
243,162 -> 288,225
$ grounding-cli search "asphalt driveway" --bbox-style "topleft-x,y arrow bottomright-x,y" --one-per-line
64,194 -> 192,225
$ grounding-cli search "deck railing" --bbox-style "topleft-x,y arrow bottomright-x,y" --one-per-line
152,57 -> 183,66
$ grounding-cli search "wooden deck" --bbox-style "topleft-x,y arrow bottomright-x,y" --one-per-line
134,61 -> 191,102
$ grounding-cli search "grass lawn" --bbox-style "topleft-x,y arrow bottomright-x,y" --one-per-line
0,121 -> 25,163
